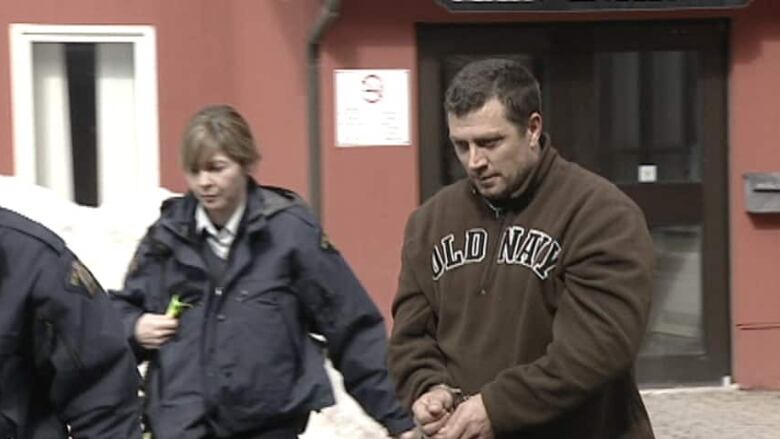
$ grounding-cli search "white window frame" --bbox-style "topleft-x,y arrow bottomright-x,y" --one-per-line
9,24 -> 160,189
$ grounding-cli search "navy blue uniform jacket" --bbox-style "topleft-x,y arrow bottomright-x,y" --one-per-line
0,207 -> 142,439
111,183 -> 413,438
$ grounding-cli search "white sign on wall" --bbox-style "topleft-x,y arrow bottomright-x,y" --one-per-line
638,164 -> 658,183
335,69 -> 410,147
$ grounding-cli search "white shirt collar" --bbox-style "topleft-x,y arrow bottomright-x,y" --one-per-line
195,201 -> 246,259
195,201 -> 245,237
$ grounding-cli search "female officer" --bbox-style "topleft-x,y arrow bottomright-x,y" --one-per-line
111,105 -> 415,439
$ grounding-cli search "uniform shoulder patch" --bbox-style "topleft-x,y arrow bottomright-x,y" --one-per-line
320,231 -> 337,252
66,259 -> 102,298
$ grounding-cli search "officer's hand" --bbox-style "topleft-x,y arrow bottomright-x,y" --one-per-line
134,313 -> 179,349
432,394 -> 493,439
412,386 -> 455,437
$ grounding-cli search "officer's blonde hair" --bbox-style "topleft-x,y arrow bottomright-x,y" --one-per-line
180,105 -> 260,173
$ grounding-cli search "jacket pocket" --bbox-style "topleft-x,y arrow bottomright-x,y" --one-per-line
153,302 -> 206,406
219,279 -> 302,418
159,267 -> 206,315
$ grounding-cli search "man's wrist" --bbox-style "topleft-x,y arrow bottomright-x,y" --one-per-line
430,383 -> 470,407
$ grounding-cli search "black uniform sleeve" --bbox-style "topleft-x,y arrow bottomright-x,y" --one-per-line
110,229 -> 161,361
31,248 -> 142,439
290,216 -> 414,436
388,213 -> 452,408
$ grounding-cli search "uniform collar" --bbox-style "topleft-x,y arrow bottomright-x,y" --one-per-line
195,200 -> 246,239
158,178 -> 301,242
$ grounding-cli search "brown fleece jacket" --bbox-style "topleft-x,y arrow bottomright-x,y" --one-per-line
389,139 -> 656,438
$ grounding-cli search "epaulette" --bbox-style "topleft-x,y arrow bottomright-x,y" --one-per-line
0,207 -> 66,254
160,195 -> 187,213
282,204 -> 319,228
260,185 -> 314,222
258,187 -> 339,252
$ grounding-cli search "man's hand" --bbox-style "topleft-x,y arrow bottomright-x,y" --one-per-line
394,428 -> 421,439
411,386 -> 456,437
432,394 -> 493,439
134,313 -> 179,349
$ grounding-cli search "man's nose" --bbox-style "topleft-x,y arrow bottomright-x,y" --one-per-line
468,146 -> 486,170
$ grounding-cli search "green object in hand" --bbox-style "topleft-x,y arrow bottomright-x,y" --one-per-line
165,294 -> 192,318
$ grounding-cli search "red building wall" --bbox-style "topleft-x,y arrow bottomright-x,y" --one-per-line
730,0 -> 780,389
227,0 -> 318,198
0,0 -> 318,195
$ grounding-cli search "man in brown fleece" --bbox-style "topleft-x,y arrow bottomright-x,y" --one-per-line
388,58 -> 655,439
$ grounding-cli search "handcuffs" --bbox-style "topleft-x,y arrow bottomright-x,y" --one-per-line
417,384 -> 472,439
431,383 -> 471,409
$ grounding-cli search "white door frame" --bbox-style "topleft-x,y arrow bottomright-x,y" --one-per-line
9,24 -> 159,189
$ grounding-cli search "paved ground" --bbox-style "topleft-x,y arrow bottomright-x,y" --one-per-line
302,382 -> 780,439
642,387 -> 780,439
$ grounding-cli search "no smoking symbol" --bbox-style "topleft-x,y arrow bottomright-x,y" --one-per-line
361,74 -> 383,103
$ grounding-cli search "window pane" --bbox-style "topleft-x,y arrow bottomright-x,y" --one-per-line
641,226 -> 704,357
32,42 -> 98,206
597,50 -> 702,184
32,42 -> 135,207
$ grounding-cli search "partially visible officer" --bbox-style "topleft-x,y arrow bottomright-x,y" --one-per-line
0,206 -> 143,439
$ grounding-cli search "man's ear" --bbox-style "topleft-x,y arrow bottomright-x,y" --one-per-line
527,112 -> 543,144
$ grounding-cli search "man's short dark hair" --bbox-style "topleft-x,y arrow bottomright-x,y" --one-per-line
444,58 -> 541,130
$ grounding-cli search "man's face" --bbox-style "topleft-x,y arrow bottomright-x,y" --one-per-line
185,151 -> 247,224
448,97 -> 542,202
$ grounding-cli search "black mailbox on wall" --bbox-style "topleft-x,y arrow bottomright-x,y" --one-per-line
744,172 -> 780,213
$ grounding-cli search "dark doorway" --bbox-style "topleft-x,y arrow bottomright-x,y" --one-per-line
418,20 -> 730,386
